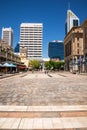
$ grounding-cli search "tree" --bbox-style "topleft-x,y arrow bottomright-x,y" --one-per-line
60,61 -> 65,70
54,62 -> 60,70
29,60 -> 40,70
44,61 -> 49,70
44,60 -> 65,71
44,60 -> 54,70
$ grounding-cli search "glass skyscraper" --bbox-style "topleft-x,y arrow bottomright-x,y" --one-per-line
48,41 -> 64,60
14,42 -> 19,53
65,9 -> 80,35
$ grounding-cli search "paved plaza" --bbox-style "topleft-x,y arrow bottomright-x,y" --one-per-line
0,72 -> 87,106
0,72 -> 87,129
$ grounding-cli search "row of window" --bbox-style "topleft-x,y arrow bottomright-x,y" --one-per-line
28,53 -> 41,56
20,42 -> 42,43
20,44 -> 42,45
20,37 -> 42,39
27,46 -> 42,48
20,29 -> 42,31
20,41 -> 42,42
28,56 -> 42,58
20,34 -> 42,36
20,29 -> 42,30
20,37 -> 42,41
21,27 -> 42,29
20,44 -> 42,46
20,32 -> 42,34
27,50 -> 42,52
20,33 -> 42,35
20,43 -> 42,45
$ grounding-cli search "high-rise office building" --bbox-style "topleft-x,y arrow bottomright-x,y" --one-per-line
2,27 -> 13,47
48,41 -> 64,60
20,23 -> 43,60
14,42 -> 20,53
65,9 -> 80,35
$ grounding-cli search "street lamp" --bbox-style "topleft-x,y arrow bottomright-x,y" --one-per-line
0,45 -> 2,64
78,56 -> 82,73
6,47 -> 10,62
85,54 -> 87,73
72,57 -> 76,73
6,47 -> 10,73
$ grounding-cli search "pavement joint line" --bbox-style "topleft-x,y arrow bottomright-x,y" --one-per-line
0,117 -> 87,129
17,118 -> 22,129
0,105 -> 87,112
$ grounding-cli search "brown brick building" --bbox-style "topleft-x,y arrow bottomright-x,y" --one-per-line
0,39 -> 27,73
0,39 -> 21,64
64,19 -> 87,73
82,19 -> 87,72
64,26 -> 84,72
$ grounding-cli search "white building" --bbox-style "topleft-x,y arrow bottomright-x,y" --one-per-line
65,9 -> 80,35
2,27 -> 13,47
20,23 -> 43,60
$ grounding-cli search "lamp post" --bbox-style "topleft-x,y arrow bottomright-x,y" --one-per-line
85,55 -> 87,73
6,48 -> 9,62
72,57 -> 76,73
0,45 -> 2,64
10,51 -> 12,73
6,47 -> 10,73
78,56 -> 82,73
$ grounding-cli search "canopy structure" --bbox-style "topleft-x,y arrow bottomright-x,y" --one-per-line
9,63 -> 16,67
0,64 -> 3,67
18,65 -> 27,69
3,63 -> 11,67
2,63 -> 16,67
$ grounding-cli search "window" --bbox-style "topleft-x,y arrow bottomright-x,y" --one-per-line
65,23 -> 67,35
85,28 -> 87,48
77,37 -> 79,41
73,20 -> 78,26
77,43 -> 79,47
77,49 -> 79,54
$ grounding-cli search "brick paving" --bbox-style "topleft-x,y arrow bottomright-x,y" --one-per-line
0,72 -> 87,106
0,72 -> 87,129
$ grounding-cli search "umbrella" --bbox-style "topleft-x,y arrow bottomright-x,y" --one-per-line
0,64 -> 3,67
9,63 -> 16,67
3,63 -> 11,67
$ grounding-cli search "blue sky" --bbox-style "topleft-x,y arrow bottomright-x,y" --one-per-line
0,0 -> 87,58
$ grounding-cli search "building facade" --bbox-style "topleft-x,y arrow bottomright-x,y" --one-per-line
81,19 -> 87,72
64,27 -> 84,72
48,41 -> 64,61
2,27 -> 13,47
0,39 -> 27,73
65,9 -> 80,35
14,42 -> 20,53
20,23 -> 43,60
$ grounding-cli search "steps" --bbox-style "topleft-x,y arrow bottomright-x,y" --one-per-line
0,105 -> 87,129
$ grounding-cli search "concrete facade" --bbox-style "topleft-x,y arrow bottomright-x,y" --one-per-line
2,27 -> 13,47
20,23 -> 43,60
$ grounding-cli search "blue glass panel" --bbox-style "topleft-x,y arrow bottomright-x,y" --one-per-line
48,42 -> 64,60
